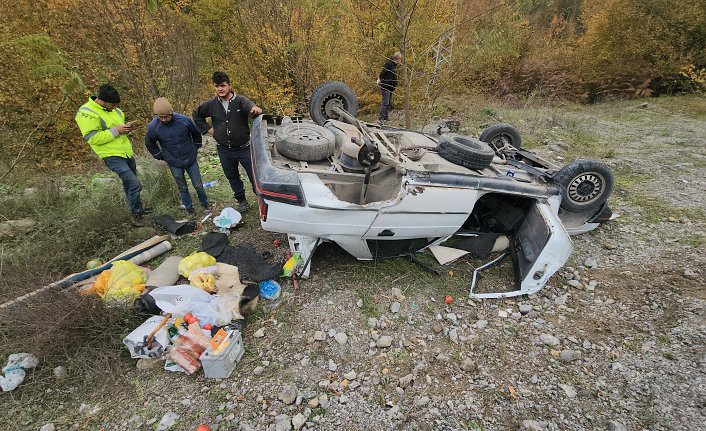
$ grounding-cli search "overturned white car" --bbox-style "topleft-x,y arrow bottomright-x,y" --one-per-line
251,82 -> 613,298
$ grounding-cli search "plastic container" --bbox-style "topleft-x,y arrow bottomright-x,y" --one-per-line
201,330 -> 244,379
259,280 -> 281,300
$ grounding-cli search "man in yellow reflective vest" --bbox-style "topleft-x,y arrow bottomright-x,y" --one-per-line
75,84 -> 151,226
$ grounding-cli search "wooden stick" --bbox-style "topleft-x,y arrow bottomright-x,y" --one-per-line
146,313 -> 171,350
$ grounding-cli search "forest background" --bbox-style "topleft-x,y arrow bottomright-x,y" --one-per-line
0,0 -> 704,174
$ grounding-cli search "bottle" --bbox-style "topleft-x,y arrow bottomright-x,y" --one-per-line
259,280 -> 282,300
204,180 -> 219,187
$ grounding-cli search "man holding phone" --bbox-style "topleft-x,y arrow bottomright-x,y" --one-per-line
75,84 -> 151,226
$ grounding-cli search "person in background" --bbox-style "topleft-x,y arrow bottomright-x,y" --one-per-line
75,84 -> 152,227
192,71 -> 262,213
377,51 -> 402,125
145,97 -> 209,217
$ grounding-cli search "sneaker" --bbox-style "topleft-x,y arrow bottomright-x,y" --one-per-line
236,200 -> 250,213
130,213 -> 146,227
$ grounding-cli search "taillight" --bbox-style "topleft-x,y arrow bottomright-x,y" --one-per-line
258,197 -> 268,222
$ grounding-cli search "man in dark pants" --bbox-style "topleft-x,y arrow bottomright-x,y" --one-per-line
377,51 -> 402,124
192,71 -> 262,213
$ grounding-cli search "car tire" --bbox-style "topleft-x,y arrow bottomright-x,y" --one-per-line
309,81 -> 359,126
275,123 -> 336,161
552,160 -> 614,212
437,133 -> 495,170
479,123 -> 522,150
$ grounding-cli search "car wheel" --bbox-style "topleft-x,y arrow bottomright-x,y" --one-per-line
552,160 -> 614,212
309,81 -> 359,126
479,123 -> 522,150
275,123 -> 336,161
437,133 -> 495,170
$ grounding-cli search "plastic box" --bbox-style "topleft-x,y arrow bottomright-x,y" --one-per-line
201,330 -> 244,379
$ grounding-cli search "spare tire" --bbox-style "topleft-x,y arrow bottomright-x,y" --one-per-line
275,123 -> 336,161
552,160 -> 614,212
479,123 -> 522,150
437,133 -> 495,170
309,81 -> 358,125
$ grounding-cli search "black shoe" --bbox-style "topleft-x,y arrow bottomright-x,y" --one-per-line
236,200 -> 250,213
201,203 -> 212,211
130,214 -> 146,227
138,207 -> 154,215
185,207 -> 196,217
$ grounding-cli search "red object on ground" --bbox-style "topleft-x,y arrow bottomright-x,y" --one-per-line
273,239 -> 281,248
195,425 -> 211,431
444,295 -> 453,304
203,324 -> 212,330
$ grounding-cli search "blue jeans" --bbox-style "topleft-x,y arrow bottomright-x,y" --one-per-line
217,144 -> 255,201
168,161 -> 209,209
103,156 -> 144,214
379,88 -> 393,121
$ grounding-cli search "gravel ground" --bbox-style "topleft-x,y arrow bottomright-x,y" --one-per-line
3,97 -> 705,431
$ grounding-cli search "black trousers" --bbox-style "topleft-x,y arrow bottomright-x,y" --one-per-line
217,144 -> 255,201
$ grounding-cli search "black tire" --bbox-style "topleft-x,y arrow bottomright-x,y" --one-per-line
437,133 -> 495,170
552,160 -> 614,212
479,123 -> 522,150
309,81 -> 358,126
275,123 -> 336,161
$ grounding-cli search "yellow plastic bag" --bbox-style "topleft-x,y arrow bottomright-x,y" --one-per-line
103,260 -> 147,301
178,252 -> 216,278
189,273 -> 216,293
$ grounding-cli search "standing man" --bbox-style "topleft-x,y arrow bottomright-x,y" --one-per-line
145,97 -> 209,217
75,84 -> 151,226
377,51 -> 402,125
192,71 -> 262,213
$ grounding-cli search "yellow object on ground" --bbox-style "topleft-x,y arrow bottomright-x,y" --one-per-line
178,252 -> 216,278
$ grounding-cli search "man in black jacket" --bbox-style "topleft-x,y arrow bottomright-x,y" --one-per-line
377,51 -> 402,124
192,71 -> 262,213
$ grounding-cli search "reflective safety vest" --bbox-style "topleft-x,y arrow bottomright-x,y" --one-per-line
75,97 -> 133,159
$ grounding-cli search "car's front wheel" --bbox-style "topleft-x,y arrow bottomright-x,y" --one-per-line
479,123 -> 522,151
309,81 -> 359,126
552,160 -> 614,212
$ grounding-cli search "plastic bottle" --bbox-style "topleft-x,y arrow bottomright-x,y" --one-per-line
259,280 -> 282,300
204,180 -> 219,187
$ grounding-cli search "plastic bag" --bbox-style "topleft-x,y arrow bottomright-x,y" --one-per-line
210,291 -> 244,324
188,266 -> 217,293
122,315 -> 172,359
1,353 -> 38,392
148,285 -> 214,316
83,261 -> 146,301
178,252 -> 216,278
213,207 -> 242,231
168,324 -> 210,375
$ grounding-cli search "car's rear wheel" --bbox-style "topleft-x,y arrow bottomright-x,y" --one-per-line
437,133 -> 495,170
309,81 -> 359,126
275,123 -> 336,161
552,160 -> 614,212
479,123 -> 522,150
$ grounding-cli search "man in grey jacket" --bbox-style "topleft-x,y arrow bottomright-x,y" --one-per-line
192,71 -> 262,213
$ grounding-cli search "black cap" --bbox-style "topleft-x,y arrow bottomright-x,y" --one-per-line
97,84 -> 121,104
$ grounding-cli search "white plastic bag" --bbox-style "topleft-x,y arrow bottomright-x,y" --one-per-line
148,285 -> 214,316
0,353 -> 38,392
210,291 -> 244,324
213,207 -> 242,231
122,315 -> 172,359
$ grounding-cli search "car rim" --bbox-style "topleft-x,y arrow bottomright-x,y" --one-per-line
490,134 -> 511,149
568,173 -> 603,203
321,94 -> 346,119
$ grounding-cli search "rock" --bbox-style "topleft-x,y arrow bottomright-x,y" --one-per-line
449,328 -> 458,343
377,335 -> 393,348
476,319 -> 488,329
334,332 -> 348,345
0,218 -> 37,238
415,396 -> 430,407
308,397 -> 320,408
156,411 -> 179,431
540,333 -> 560,346
356,299 -> 363,308
292,413 -> 307,430
683,268 -> 698,279
445,313 -> 459,326
554,294 -> 568,306
313,331 -> 326,341
367,317 -> 378,329
39,424 -> 56,431
638,102 -> 649,108
604,242 -> 618,250
327,328 -> 337,337
432,321 -> 442,333
584,257 -> 598,268
498,309 -> 509,318
560,350 -> 582,362
253,366 -> 264,376
344,370 -> 357,380
521,420 -> 544,431
253,327 -> 265,338
390,301 -> 401,313
275,414 -> 292,431
398,373 -> 414,388
461,358 -> 477,373
518,304 -> 533,315
53,366 -> 67,379
328,359 -> 337,372
78,403 -> 99,418
607,420 -> 628,431
558,383 -> 577,398
278,385 -> 297,405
